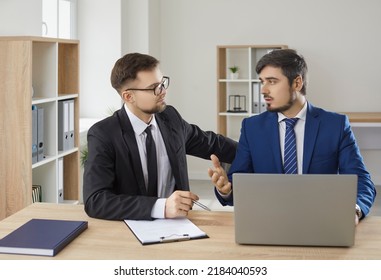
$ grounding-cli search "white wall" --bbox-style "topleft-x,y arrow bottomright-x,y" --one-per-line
78,0 -> 161,119
121,0 -> 149,54
1,0 -> 379,183
121,0 -> 161,58
159,0 -> 381,182
162,0 -> 381,115
77,0 -> 123,118
0,0 -> 42,36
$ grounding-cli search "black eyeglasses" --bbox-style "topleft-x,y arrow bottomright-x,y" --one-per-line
125,76 -> 170,96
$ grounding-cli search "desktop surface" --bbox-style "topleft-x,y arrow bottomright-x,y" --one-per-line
0,203 -> 380,260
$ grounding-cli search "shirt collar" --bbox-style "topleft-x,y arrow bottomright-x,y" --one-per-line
278,101 -> 308,123
124,104 -> 157,135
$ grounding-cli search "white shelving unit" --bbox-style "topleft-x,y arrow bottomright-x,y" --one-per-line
217,45 -> 288,140
0,36 -> 80,219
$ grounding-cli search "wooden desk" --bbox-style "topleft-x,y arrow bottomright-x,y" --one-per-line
0,203 -> 380,260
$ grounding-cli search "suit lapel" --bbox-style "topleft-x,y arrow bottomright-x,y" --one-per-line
117,109 -> 147,195
303,103 -> 320,174
266,113 -> 284,173
156,114 -> 182,186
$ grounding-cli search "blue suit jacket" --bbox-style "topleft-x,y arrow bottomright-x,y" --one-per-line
216,103 -> 376,217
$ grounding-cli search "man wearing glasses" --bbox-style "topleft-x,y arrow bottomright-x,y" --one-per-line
83,53 -> 237,220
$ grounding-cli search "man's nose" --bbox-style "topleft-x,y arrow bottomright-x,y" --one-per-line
261,84 -> 269,95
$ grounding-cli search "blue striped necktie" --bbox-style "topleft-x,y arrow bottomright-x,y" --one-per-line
284,118 -> 299,174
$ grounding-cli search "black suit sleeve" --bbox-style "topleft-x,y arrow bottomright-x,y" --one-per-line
163,106 -> 237,164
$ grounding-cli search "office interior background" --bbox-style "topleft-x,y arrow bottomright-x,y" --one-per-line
1,0 -> 380,213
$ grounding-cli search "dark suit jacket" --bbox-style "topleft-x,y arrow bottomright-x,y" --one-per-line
83,105 -> 237,220
216,103 -> 376,217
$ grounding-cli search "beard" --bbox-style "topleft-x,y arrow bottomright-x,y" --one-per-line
141,102 -> 167,114
266,90 -> 296,113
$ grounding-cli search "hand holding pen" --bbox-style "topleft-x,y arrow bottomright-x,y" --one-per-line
165,190 -> 210,219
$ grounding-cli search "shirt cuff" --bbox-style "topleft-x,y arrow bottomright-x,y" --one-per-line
151,198 -> 166,219
355,204 -> 363,219
216,187 -> 233,200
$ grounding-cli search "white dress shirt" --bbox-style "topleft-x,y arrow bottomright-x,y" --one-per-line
124,104 -> 175,218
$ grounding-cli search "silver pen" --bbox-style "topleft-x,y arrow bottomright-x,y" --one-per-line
192,200 -> 211,211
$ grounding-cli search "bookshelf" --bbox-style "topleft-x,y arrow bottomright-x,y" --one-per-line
217,45 -> 288,140
0,36 -> 80,219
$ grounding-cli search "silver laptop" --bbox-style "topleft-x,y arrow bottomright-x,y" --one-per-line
233,173 -> 357,247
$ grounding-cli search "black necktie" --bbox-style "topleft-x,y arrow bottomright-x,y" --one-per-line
145,125 -> 158,196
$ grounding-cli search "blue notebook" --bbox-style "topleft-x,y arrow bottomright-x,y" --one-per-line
0,219 -> 88,256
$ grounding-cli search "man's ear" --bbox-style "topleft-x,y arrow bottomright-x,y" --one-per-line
293,75 -> 303,92
122,91 -> 134,103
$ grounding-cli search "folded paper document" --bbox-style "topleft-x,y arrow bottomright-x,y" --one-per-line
124,218 -> 208,245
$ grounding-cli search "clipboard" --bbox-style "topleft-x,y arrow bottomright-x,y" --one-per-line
124,218 -> 209,245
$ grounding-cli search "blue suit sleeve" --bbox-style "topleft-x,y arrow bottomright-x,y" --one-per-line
338,116 -> 376,217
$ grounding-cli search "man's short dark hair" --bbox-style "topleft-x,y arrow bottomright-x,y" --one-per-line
111,53 -> 159,94
256,49 -> 308,95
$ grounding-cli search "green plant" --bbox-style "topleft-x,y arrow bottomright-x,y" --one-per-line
80,147 -> 88,167
229,66 -> 239,73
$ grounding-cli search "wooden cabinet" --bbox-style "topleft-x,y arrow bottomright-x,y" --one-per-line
217,45 -> 287,139
0,36 -> 80,219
